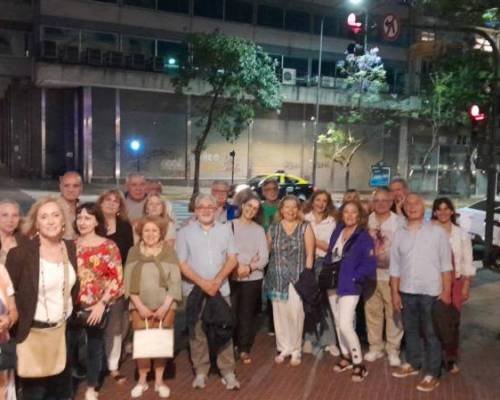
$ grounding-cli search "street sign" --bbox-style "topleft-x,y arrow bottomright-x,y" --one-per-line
370,165 -> 391,187
382,14 -> 401,42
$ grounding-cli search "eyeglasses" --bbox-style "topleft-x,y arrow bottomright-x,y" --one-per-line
195,206 -> 216,211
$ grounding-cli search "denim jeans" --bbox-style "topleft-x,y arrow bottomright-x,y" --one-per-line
400,293 -> 442,377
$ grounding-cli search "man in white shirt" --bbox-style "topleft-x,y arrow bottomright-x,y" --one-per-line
364,187 -> 404,367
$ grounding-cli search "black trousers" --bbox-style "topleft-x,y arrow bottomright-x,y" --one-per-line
230,279 -> 262,353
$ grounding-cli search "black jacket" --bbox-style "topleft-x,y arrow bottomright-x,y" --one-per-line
185,286 -> 235,352
294,269 -> 323,333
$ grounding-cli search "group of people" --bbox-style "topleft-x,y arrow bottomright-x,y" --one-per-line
0,171 -> 475,399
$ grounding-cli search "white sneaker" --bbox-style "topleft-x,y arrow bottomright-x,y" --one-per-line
131,384 -> 148,398
302,340 -> 313,354
155,384 -> 171,398
388,353 -> 402,367
221,373 -> 240,390
274,353 -> 286,364
364,351 -> 384,362
85,389 -> 98,400
325,345 -> 340,357
192,374 -> 207,389
290,354 -> 302,366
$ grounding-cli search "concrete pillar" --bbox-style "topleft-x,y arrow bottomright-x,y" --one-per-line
397,117 -> 409,179
82,87 -> 92,183
41,87 -> 47,178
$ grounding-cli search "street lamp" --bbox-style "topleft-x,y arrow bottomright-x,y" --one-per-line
229,150 -> 236,185
129,138 -> 143,172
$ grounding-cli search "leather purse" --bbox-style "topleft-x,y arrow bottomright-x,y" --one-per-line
16,243 -> 71,378
72,306 -> 110,330
318,260 -> 341,290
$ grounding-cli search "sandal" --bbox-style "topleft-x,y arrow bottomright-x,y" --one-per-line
240,352 -> 252,364
352,364 -> 369,382
333,355 -> 353,373
111,372 -> 127,384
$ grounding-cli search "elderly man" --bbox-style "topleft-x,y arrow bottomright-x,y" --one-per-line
390,193 -> 452,393
211,180 -> 238,224
125,173 -> 147,221
364,187 -> 404,367
59,171 -> 83,240
389,178 -> 409,217
176,194 -> 240,390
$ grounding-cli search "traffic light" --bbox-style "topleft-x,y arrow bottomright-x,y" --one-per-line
468,104 -> 486,124
347,13 -> 363,34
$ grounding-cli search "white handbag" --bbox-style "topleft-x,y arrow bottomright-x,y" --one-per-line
132,319 -> 174,360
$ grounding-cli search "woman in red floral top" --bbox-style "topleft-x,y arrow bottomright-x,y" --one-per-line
72,202 -> 123,400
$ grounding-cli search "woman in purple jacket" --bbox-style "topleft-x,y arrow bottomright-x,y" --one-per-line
325,200 -> 376,382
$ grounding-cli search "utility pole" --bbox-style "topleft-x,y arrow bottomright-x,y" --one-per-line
311,17 -> 324,186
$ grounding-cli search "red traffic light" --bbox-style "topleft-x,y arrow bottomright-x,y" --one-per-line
468,104 -> 486,122
347,13 -> 363,34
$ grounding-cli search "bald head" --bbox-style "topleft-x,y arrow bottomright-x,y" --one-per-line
403,193 -> 425,222
59,171 -> 82,203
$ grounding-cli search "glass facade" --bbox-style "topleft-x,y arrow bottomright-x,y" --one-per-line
225,0 -> 253,24
122,36 -> 155,57
194,0 -> 223,19
92,88 -> 116,177
285,10 -> 310,33
158,0 -> 189,14
0,29 -> 29,57
123,0 -> 155,8
82,31 -> 118,52
257,5 -> 284,29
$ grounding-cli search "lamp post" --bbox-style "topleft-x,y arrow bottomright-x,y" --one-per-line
311,17 -> 324,186
229,150 -> 236,185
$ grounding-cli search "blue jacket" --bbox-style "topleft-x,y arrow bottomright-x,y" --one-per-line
324,223 -> 376,296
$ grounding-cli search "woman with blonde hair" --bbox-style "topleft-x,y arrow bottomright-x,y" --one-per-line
97,189 -> 134,383
7,197 -> 78,399
263,195 -> 315,367
124,216 -> 182,398
142,194 -> 176,247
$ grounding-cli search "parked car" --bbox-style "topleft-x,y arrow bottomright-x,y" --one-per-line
458,199 -> 500,267
234,171 -> 314,201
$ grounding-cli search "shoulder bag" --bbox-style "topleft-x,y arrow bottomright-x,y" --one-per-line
16,243 -> 71,378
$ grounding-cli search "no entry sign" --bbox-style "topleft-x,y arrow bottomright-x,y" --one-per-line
383,13 -> 400,41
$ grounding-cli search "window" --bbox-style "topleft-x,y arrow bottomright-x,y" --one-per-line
157,40 -> 186,68
257,5 -> 284,29
194,0 -> 223,19
0,29 -> 30,57
225,0 -> 253,24
158,0 -> 189,13
285,10 -> 310,33
123,0 -> 155,8
43,27 -> 79,47
420,31 -> 435,42
122,36 -> 155,56
313,16 -> 339,37
311,59 -> 337,77
93,0 -> 118,3
82,31 -> 118,52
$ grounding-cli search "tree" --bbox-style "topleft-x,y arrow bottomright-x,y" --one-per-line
416,1 -> 499,28
317,47 -> 396,189
173,32 -> 282,205
408,50 -> 492,194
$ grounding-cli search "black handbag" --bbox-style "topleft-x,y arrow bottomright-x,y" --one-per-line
318,260 -> 341,290
0,339 -> 16,370
72,306 -> 110,330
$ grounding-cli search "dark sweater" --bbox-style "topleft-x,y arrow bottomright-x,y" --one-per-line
106,218 -> 134,264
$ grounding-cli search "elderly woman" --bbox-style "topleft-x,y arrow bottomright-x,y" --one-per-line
142,194 -> 177,247
264,195 -> 315,367
431,197 -> 475,373
124,216 -> 182,399
73,202 -> 123,400
326,201 -> 376,382
97,189 -> 134,383
229,191 -> 268,364
6,197 -> 78,400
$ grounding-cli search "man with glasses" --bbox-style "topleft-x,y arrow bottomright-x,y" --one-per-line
364,187 -> 405,367
211,180 -> 238,224
176,194 -> 240,390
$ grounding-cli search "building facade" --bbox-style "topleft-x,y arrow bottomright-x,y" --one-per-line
1,0 -> 426,191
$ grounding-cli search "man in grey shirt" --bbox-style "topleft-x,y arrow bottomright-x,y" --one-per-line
124,173 -> 147,221
390,193 -> 452,393
176,193 -> 239,390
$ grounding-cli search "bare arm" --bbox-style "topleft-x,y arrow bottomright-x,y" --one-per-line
390,276 -> 402,311
214,254 -> 238,285
304,224 -> 315,270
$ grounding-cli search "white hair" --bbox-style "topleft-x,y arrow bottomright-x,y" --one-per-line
194,194 -> 218,208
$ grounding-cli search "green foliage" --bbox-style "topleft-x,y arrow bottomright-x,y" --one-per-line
317,122 -> 363,166
417,0 -> 500,28
173,32 -> 282,146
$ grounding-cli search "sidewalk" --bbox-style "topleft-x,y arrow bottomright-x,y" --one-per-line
74,269 -> 500,400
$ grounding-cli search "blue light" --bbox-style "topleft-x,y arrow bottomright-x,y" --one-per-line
129,139 -> 141,152
168,57 -> 176,65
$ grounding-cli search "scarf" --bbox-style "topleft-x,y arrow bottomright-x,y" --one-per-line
127,243 -> 177,296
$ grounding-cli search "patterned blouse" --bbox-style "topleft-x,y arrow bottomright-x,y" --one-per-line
76,239 -> 124,306
264,221 -> 308,301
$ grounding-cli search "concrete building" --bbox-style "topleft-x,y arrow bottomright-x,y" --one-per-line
1,0 -> 420,191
